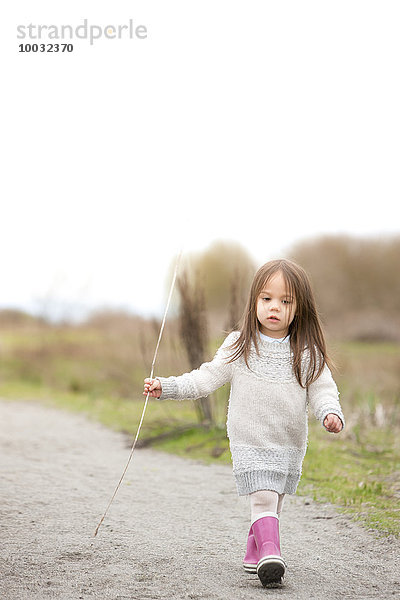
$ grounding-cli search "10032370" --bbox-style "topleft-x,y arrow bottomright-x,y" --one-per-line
18,43 -> 73,52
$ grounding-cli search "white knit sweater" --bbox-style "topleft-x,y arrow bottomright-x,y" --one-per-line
158,332 -> 345,496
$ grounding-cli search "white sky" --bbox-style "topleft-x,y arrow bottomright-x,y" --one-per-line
2,1 -> 399,319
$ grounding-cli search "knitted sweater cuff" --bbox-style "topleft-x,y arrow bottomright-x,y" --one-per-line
157,377 -> 178,401
319,407 -> 345,430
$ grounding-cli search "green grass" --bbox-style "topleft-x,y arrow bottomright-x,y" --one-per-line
299,424 -> 400,536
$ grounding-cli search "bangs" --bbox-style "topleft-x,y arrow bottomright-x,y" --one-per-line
260,267 -> 296,302
280,269 -> 296,303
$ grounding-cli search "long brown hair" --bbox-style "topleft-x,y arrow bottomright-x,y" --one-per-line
227,259 -> 332,387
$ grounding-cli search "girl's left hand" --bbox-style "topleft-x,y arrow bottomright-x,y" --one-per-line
323,413 -> 343,433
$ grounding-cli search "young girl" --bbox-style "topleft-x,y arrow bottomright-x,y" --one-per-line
143,259 -> 344,587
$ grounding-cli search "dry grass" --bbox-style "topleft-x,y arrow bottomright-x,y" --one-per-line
1,312 -> 399,429
333,341 -> 400,437
0,311 -> 189,400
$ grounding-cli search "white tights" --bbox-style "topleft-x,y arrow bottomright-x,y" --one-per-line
250,490 -> 285,521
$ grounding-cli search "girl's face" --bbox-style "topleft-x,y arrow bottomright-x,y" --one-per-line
256,271 -> 297,338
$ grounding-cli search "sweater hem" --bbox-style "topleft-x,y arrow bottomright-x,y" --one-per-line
234,469 -> 300,496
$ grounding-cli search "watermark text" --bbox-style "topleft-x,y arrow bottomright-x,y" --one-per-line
17,19 -> 148,46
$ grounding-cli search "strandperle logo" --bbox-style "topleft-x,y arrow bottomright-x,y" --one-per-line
17,19 -> 148,45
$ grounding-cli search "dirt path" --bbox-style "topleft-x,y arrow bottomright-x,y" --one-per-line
1,400 -> 399,600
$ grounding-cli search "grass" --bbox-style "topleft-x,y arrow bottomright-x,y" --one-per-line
0,317 -> 399,536
299,424 -> 400,536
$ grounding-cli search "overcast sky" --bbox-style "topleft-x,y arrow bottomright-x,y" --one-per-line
3,1 -> 399,319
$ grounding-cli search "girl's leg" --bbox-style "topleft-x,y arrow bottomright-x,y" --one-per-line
244,491 -> 278,571
246,491 -> 286,585
250,490 -> 279,521
277,493 -> 285,517
243,490 -> 279,574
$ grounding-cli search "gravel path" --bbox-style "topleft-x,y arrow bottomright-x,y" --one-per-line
1,400 -> 399,600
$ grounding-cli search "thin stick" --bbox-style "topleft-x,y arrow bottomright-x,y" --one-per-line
94,251 -> 182,537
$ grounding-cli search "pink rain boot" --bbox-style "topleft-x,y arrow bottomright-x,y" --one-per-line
242,527 -> 258,573
252,512 -> 286,586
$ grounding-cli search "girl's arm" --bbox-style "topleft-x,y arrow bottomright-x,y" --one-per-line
146,332 -> 237,401
307,365 -> 345,431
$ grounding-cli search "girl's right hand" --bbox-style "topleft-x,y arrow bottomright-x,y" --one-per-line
143,378 -> 162,398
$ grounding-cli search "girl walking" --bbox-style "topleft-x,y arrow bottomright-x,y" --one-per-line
143,259 -> 344,587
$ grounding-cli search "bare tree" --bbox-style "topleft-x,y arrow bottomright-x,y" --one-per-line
178,240 -> 256,333
177,269 -> 213,425
225,267 -> 244,332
